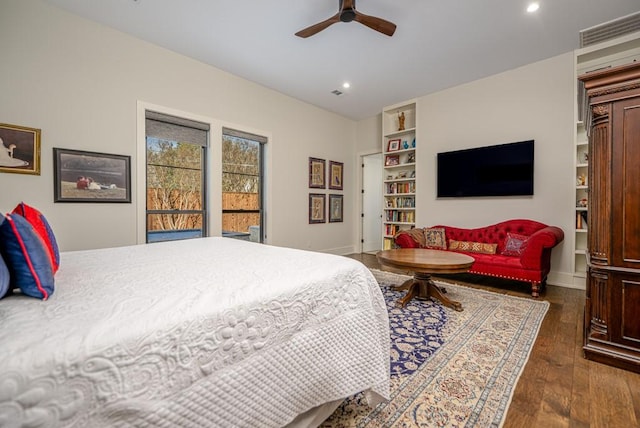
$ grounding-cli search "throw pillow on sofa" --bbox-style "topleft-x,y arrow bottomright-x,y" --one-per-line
423,227 -> 446,249
449,240 -> 497,254
502,232 -> 529,256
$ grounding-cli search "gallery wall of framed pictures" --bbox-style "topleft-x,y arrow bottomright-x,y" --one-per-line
308,157 -> 343,224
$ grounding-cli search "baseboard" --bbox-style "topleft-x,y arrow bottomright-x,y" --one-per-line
547,270 -> 586,290
322,245 -> 357,256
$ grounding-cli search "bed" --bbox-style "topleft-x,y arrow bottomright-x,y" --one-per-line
0,237 -> 390,427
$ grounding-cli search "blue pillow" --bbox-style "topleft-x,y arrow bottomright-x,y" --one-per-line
0,252 -> 9,299
0,213 -> 54,300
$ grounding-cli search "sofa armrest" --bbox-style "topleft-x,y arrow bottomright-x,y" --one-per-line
394,232 -> 421,248
519,226 -> 564,269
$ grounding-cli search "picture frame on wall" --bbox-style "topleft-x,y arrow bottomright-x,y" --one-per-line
387,138 -> 401,152
309,193 -> 326,224
328,160 -> 343,190
329,194 -> 343,223
0,122 -> 41,175
309,157 -> 326,188
54,148 -> 131,203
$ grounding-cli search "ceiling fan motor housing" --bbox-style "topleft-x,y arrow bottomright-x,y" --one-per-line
341,9 -> 356,22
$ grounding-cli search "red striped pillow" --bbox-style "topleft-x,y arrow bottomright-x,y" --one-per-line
12,202 -> 60,273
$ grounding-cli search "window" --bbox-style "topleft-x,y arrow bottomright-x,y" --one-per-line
145,111 -> 208,243
222,128 -> 266,242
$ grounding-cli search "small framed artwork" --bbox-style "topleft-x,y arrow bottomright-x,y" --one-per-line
385,154 -> 400,166
309,193 -> 326,224
329,160 -> 343,190
0,122 -> 41,175
329,194 -> 343,223
309,157 -> 326,189
387,138 -> 401,152
54,148 -> 131,203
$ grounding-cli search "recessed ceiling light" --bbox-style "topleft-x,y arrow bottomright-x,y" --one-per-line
527,2 -> 540,13
342,82 -> 351,89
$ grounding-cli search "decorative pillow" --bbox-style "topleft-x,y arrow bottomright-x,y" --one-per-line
502,233 -> 529,256
0,214 -> 54,300
12,202 -> 60,273
0,252 -> 10,299
423,227 -> 447,250
394,232 -> 420,248
449,240 -> 497,254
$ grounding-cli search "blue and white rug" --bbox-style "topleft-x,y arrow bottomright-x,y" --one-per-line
322,269 -> 549,427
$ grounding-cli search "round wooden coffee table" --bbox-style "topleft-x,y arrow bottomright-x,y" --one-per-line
376,249 -> 475,311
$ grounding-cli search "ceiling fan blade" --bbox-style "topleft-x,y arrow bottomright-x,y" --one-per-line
354,12 -> 396,36
295,14 -> 341,38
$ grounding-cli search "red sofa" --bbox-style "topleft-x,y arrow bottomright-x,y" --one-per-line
394,219 -> 564,297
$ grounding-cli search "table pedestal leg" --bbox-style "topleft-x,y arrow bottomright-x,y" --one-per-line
394,273 -> 463,311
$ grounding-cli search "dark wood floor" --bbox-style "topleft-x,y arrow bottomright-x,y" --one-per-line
347,253 -> 640,428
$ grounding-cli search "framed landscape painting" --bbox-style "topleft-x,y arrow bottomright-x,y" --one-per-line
54,148 -> 131,203
0,123 -> 41,175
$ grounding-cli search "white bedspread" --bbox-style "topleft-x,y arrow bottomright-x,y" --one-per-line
0,238 -> 390,427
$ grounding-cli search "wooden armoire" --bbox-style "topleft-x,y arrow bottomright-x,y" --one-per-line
580,62 -> 640,373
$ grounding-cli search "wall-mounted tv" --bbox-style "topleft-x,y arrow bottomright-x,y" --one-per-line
437,140 -> 534,197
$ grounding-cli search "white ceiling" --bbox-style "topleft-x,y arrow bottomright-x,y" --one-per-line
42,0 -> 640,120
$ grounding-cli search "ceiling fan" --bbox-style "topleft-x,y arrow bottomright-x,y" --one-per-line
295,0 -> 396,38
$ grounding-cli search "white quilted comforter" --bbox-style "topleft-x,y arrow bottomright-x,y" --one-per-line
0,237 -> 390,427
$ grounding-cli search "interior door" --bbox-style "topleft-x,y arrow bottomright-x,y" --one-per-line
362,153 -> 383,253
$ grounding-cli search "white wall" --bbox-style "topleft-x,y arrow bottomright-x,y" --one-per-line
356,53 -> 576,286
0,0 -> 357,254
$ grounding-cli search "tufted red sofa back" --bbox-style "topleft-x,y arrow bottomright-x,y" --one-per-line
432,219 -> 549,254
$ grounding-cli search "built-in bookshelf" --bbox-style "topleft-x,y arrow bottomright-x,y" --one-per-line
574,121 -> 589,278
382,100 -> 417,250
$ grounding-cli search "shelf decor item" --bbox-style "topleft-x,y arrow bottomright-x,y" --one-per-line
308,157 -> 326,189
398,112 -> 405,131
387,139 -> 401,152
309,193 -> 326,224
54,148 -> 131,203
328,160 -> 343,190
329,194 -> 343,223
0,122 -> 41,175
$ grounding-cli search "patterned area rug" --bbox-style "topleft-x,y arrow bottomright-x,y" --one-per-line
321,269 -> 549,427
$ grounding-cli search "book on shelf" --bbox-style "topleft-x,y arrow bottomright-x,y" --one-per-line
384,196 -> 415,208
383,237 -> 394,250
385,181 -> 415,194
576,210 -> 588,229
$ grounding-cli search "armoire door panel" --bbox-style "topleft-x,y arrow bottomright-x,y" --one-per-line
612,99 -> 640,268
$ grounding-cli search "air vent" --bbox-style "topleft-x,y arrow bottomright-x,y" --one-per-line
580,12 -> 640,48
331,89 -> 343,96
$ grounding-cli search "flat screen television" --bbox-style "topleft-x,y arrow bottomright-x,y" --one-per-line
437,140 -> 534,197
